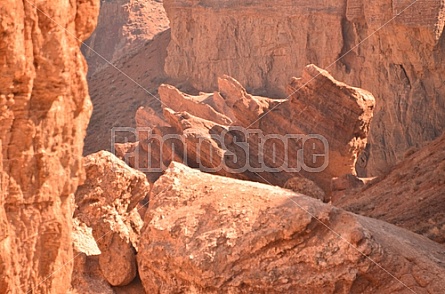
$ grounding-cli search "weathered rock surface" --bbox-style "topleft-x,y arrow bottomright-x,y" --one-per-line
84,28 -> 172,155
138,162 -> 445,293
121,65 -> 374,193
335,133 -> 445,245
283,176 -> 325,202
74,151 -> 150,286
0,0 -> 99,292
82,0 -> 169,75
70,218 -> 147,294
254,65 -> 375,190
159,84 -> 233,125
163,0 -> 445,176
70,219 -> 113,294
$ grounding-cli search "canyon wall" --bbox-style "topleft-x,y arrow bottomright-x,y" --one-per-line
82,0 -> 169,75
163,0 -> 445,176
0,0 -> 98,292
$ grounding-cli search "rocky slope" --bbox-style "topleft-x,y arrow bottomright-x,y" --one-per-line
0,0 -> 99,292
138,162 -> 445,293
163,0 -> 445,176
82,0 -> 169,75
335,132 -> 445,245
84,29 -> 172,155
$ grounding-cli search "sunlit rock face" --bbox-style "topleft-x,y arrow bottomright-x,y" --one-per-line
0,0 -> 99,292
163,0 -> 445,176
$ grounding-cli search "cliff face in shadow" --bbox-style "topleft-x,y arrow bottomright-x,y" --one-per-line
0,0 -> 99,292
82,0 -> 169,76
163,0 -> 445,176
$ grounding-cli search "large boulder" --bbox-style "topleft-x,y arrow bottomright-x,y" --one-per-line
138,162 -> 445,293
75,151 -> 150,286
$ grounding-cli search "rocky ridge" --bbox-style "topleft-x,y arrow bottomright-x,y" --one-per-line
117,64 -> 375,196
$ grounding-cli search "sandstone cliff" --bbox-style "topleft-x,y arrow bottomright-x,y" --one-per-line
82,0 -> 169,75
163,0 -> 445,176
0,0 -> 99,292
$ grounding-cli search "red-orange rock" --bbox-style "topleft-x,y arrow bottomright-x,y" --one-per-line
82,0 -> 169,75
75,151 -> 150,286
125,65 -> 374,194
84,27 -> 172,155
70,218 -> 146,293
163,0 -> 445,176
0,0 -> 99,292
237,64 -> 375,190
138,162 -> 445,293
284,176 -> 325,202
159,84 -> 233,125
70,219 -> 112,294
335,133 -> 445,244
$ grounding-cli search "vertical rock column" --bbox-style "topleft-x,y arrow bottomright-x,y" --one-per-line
0,0 -> 99,293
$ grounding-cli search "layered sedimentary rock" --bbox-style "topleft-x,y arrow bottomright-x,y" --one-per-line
163,0 -> 445,175
82,0 -> 169,75
159,84 -> 233,125
74,151 -> 150,286
120,65 -> 374,194
0,0 -> 99,292
254,65 -> 375,190
138,162 -> 445,293
335,133 -> 445,245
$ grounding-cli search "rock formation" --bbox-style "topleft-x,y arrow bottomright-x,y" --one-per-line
82,0 -> 169,75
74,151 -> 150,286
0,0 -> 99,292
254,65 -> 375,190
118,65 -> 374,194
163,0 -> 445,176
335,133 -> 445,245
138,162 -> 445,293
